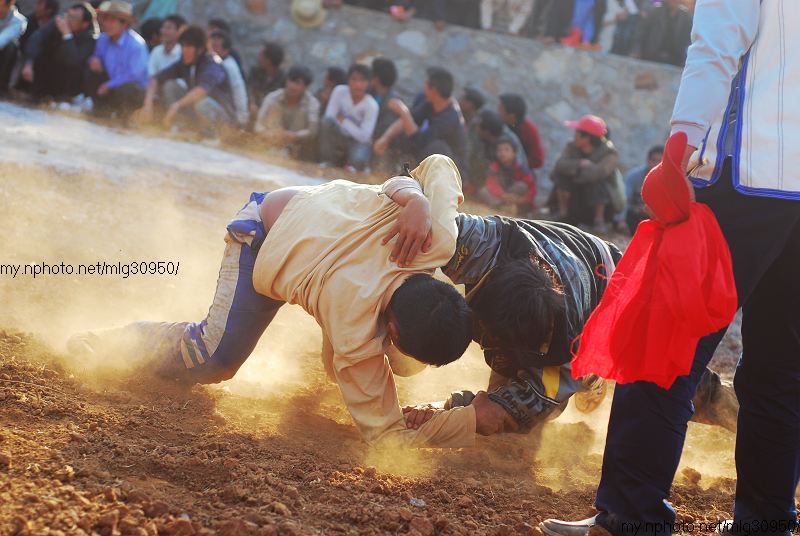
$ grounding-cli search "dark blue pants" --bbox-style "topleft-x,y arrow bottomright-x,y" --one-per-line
596,163 -> 800,535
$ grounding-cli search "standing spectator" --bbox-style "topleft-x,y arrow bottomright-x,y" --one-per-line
529,0 -> 553,38
497,93 -> 544,172
254,65 -> 319,160
623,144 -> 662,234
373,66 -> 467,171
0,0 -> 27,94
480,0 -> 535,35
609,0 -> 644,56
542,0 -> 607,48
19,1 -> 98,101
479,136 -> 536,214
207,18 -> 244,75
247,40 -> 284,119
633,0 -> 692,66
315,65 -> 346,118
139,25 -> 234,136
84,0 -> 148,120
369,57 -> 399,140
138,16 -> 161,50
458,86 -> 486,192
318,63 -> 378,171
146,14 -> 183,76
208,30 -> 248,128
550,114 -> 620,232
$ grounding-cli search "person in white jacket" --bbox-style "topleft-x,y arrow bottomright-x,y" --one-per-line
540,1 -> 800,535
209,30 -> 248,128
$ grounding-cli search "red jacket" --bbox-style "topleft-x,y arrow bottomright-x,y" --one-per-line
515,118 -> 545,171
485,160 -> 537,205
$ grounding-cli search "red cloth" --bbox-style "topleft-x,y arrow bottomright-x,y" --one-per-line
485,160 -> 537,204
516,119 -> 545,171
571,133 -> 737,389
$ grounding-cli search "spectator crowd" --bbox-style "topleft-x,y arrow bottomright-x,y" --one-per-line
0,0 -> 678,233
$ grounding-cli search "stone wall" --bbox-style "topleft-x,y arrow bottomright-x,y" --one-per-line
174,0 -> 682,175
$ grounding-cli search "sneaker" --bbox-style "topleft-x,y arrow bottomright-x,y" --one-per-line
539,516 -> 610,536
573,375 -> 608,413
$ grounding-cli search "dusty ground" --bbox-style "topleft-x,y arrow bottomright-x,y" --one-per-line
0,103 -> 741,535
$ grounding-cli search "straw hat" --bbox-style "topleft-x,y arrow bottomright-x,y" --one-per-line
291,0 -> 327,29
96,0 -> 134,22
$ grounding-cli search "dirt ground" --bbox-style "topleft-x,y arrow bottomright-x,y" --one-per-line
0,103 -> 743,535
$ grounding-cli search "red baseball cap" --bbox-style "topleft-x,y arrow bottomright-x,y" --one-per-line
565,115 -> 608,138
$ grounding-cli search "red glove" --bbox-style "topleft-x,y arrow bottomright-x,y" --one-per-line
641,132 -> 692,224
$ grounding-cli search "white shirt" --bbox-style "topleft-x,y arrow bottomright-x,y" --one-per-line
147,43 -> 181,76
221,55 -> 249,127
324,84 -> 379,145
674,0 -> 800,199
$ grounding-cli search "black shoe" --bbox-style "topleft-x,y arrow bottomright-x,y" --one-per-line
539,516 -> 609,536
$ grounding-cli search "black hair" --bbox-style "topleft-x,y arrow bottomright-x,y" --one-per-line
178,25 -> 206,49
70,2 -> 96,24
498,93 -> 527,123
207,18 -> 231,34
326,66 -> 347,86
462,86 -> 486,110
261,41 -> 285,68
470,257 -> 565,352
287,64 -> 313,86
42,0 -> 60,16
371,57 -> 397,88
478,109 -> 505,138
209,30 -> 232,51
389,274 -> 472,366
648,144 -> 665,160
163,14 -> 186,29
140,17 -> 162,41
348,63 -> 372,80
495,135 -> 517,152
577,130 -> 603,147
425,66 -> 454,99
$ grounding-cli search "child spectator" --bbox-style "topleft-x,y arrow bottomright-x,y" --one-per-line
147,14 -> 184,76
479,136 -> 536,214
206,18 -> 244,74
84,0 -> 149,120
247,40 -> 284,117
254,64 -> 319,160
208,30 -> 248,128
318,63 -> 378,171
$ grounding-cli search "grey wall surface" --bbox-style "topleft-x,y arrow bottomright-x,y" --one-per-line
21,0 -> 683,176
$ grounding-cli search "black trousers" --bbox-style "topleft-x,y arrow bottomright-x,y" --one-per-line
83,67 -> 145,120
0,43 -> 19,94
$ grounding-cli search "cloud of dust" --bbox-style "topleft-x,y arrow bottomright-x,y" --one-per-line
0,160 -> 313,395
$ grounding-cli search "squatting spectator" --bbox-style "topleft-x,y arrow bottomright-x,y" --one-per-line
373,66 -> 467,171
139,25 -> 234,136
247,40 -> 284,117
0,0 -> 27,94
84,0 -> 148,120
477,109 -> 527,170
633,0 -> 691,66
316,65 -> 346,118
458,86 -> 486,192
480,136 -> 536,214
551,114 -> 621,233
139,16 -> 161,50
370,57 -> 399,141
208,30 -> 248,128
207,18 -> 244,75
497,93 -> 544,172
20,0 -> 58,49
19,2 -> 98,101
147,14 -> 184,76
254,64 -> 319,160
623,144 -> 662,234
319,63 -> 378,171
